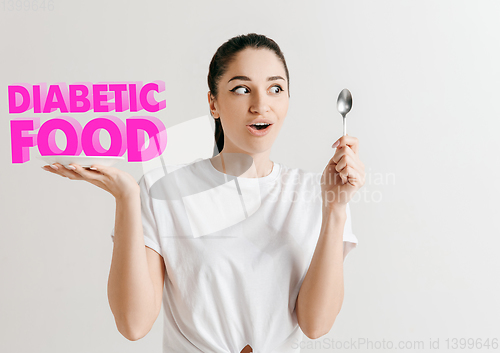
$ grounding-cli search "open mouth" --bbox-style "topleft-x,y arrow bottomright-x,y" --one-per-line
248,123 -> 272,131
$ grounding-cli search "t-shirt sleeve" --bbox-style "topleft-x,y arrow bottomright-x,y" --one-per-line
110,174 -> 163,257
342,202 -> 358,261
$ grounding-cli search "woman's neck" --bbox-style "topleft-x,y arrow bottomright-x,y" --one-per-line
210,152 -> 273,178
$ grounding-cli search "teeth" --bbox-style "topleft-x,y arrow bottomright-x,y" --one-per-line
252,123 -> 270,125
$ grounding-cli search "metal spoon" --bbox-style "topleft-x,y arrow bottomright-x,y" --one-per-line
337,88 -> 352,136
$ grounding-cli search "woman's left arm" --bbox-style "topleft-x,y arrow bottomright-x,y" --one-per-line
295,134 -> 365,340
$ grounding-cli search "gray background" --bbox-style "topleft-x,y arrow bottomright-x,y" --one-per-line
1,0 -> 499,352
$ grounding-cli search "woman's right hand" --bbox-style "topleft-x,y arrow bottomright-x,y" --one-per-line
42,163 -> 139,201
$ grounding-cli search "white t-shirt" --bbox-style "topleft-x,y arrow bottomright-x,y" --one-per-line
111,158 -> 358,352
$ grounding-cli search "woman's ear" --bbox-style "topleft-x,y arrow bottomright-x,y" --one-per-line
207,91 -> 219,119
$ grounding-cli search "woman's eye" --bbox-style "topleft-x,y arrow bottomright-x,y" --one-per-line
231,85 -> 283,95
270,85 -> 283,94
231,86 -> 249,94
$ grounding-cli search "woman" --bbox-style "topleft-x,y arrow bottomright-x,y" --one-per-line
42,33 -> 365,353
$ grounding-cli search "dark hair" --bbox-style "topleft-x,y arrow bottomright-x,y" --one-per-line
207,33 -> 290,156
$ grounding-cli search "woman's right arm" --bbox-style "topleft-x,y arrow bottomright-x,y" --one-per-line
108,192 -> 166,341
42,163 -> 166,341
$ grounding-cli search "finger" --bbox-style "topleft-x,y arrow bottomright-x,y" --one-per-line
335,158 -> 350,184
84,164 -> 110,175
42,163 -> 71,178
42,165 -> 61,175
72,164 -> 104,178
339,170 -> 348,185
339,165 -> 357,186
332,134 -> 359,155
55,163 -> 84,180
344,166 -> 358,186
340,135 -> 358,155
337,147 -> 364,173
332,143 -> 355,165
346,167 -> 363,187
335,154 -> 350,174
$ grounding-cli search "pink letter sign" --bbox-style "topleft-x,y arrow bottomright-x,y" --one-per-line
8,81 -> 167,164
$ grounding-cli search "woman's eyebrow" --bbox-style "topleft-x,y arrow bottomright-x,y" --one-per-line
228,75 -> 285,83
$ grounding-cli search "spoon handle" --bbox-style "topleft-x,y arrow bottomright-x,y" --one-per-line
343,116 -> 346,136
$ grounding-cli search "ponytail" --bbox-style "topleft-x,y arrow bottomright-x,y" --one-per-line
213,117 -> 224,157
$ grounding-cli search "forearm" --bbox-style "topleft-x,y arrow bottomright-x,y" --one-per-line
107,192 -> 157,340
296,206 -> 347,339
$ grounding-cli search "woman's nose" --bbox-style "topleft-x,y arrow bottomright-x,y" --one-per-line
249,91 -> 270,114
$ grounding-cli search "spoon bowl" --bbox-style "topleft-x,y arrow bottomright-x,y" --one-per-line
337,89 -> 352,117
337,88 -> 352,136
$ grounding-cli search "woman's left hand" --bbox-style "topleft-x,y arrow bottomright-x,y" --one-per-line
321,134 -> 366,212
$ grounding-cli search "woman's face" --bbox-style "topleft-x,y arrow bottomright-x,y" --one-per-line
209,48 -> 289,155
